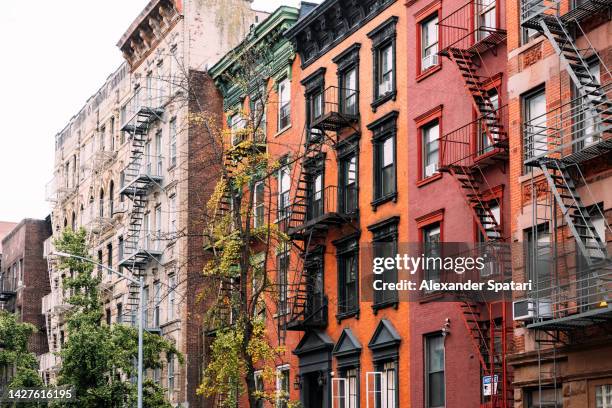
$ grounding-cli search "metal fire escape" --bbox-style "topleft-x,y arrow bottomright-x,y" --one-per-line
280,86 -> 360,339
519,1 -> 611,405
119,87 -> 165,326
437,2 -> 513,406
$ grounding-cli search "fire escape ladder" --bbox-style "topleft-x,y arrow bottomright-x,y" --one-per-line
539,161 -> 607,265
538,16 -> 611,122
449,166 -> 503,241
448,49 -> 503,147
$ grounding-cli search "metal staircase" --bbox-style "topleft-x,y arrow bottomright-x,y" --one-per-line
118,89 -> 165,324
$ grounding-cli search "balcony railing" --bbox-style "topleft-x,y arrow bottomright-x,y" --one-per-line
286,290 -> 328,331
41,291 -> 71,314
521,0 -> 609,27
438,0 -> 507,56
289,185 -> 358,233
45,177 -> 77,203
440,104 -> 509,169
121,86 -> 166,132
0,273 -> 17,301
120,231 -> 164,266
120,155 -> 165,196
521,243 -> 612,329
39,352 -> 60,372
310,86 -> 359,132
523,83 -> 611,167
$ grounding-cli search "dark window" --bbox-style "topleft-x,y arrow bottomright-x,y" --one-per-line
368,17 -> 398,108
340,154 -> 358,214
99,188 -> 105,217
277,251 -> 289,316
369,217 -> 399,308
522,87 -> 547,168
425,334 -> 445,408
420,14 -> 439,72
97,250 -> 103,275
421,120 -> 440,179
106,308 -> 111,325
341,67 -> 358,115
309,171 -> 324,220
107,243 -> 113,275
278,79 -> 291,130
369,112 -> 398,206
337,238 -> 359,316
117,303 -> 123,323
525,224 -> 551,288
423,223 -> 441,284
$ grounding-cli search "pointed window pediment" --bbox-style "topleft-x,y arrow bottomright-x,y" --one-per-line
368,319 -> 401,362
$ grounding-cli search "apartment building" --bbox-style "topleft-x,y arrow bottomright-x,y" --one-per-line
507,0 -> 611,406
0,218 -> 51,389
45,0 -> 267,406
405,0 -> 513,405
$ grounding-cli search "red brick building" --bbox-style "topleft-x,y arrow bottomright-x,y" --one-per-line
0,218 -> 52,387
507,0 -> 611,406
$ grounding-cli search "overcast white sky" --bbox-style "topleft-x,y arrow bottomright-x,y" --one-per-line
0,0 -> 313,223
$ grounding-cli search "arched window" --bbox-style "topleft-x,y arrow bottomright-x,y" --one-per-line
63,218 -> 68,228
99,188 -> 105,218
109,181 -> 115,216
71,211 -> 76,231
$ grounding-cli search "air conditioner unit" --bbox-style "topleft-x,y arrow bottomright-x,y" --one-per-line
425,163 -> 438,177
422,54 -> 439,70
513,298 -> 552,321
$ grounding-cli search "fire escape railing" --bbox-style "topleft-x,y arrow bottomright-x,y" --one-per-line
310,86 -> 359,132
438,0 -> 507,56
523,83 -> 612,166
288,185 -> 358,232
440,104 -> 509,169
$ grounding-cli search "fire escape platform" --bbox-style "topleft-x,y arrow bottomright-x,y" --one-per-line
524,133 -> 612,168
522,0 -> 611,30
118,250 -> 162,268
120,107 -> 164,134
311,112 -> 359,132
119,175 -> 164,197
288,212 -> 357,239
439,30 -> 508,58
527,306 -> 612,331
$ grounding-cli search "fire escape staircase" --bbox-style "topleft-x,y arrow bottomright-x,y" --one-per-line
437,5 -> 512,405
119,102 -> 164,325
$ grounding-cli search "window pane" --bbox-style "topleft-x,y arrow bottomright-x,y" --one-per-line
383,138 -> 393,167
423,122 -> 439,177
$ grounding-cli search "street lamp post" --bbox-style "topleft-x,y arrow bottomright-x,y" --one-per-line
52,251 -> 144,408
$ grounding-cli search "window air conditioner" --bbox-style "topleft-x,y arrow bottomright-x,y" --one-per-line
422,54 -> 438,70
425,163 -> 438,177
512,298 -> 552,321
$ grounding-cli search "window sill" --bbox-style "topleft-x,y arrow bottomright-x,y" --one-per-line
416,172 -> 442,187
275,125 -> 292,137
371,91 -> 397,112
371,299 -> 398,313
336,309 -> 359,322
371,193 -> 397,210
416,64 -> 442,82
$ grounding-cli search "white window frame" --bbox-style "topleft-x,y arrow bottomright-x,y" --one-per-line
421,15 -> 439,71
278,79 -> 291,131
596,384 -> 612,408
275,365 -> 290,408
254,181 -> 265,228
278,166 -> 291,220
423,121 -> 440,179
169,118 -> 177,167
366,366 -> 397,408
168,274 -> 176,321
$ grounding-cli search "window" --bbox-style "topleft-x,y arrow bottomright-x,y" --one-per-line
110,117 -> 115,151
340,154 -> 358,213
574,60 -> 601,149
525,387 -> 562,407
278,79 -> 291,130
368,17 -> 398,106
342,67 -> 358,115
377,44 -> 394,97
523,88 -> 547,165
169,195 -> 177,235
169,118 -> 177,167
276,366 -> 290,408
120,105 -> 127,144
107,243 -> 113,275
99,126 -> 106,151
421,15 -> 439,71
99,188 -> 105,218
476,0 -> 496,42
254,181 -> 265,228
231,114 -> 245,145
254,371 -> 264,408
97,250 -> 103,276
525,224 -> 551,285
106,307 -> 111,325
479,90 -> 499,155
278,166 -> 291,220
117,303 -> 123,323
277,251 -> 289,315
155,131 -> 163,175
143,285 -> 150,327
167,353 -> 175,397
368,217 -> 399,308
423,224 -> 441,283
310,89 -> 324,123
367,362 -> 398,408
333,368 -> 359,408
109,181 -> 115,215
118,236 -> 124,262
596,385 -> 612,408
154,281 -> 161,327
309,172 -> 324,220
376,136 -> 395,200
336,236 -> 359,316
168,274 -> 176,321
370,111 -> 398,206
422,120 -> 440,179
155,204 -> 162,242
425,334 -> 445,408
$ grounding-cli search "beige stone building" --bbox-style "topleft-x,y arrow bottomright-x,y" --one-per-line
43,0 -> 267,405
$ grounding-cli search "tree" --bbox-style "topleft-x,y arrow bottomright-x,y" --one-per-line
53,228 -> 183,407
0,311 -> 44,408
194,38 -> 304,408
